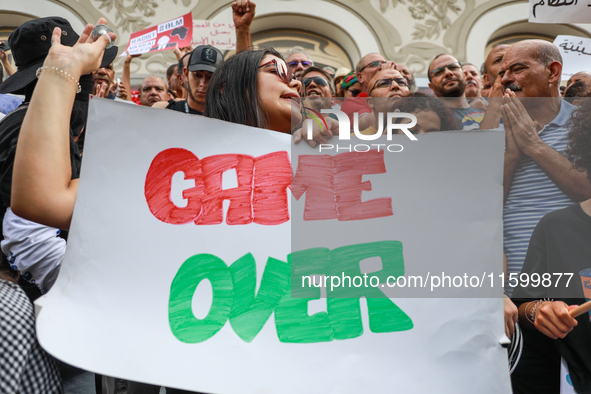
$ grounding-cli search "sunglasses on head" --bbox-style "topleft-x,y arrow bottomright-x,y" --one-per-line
303,76 -> 329,87
259,58 -> 295,85
369,77 -> 409,94
359,60 -> 386,72
287,60 -> 313,67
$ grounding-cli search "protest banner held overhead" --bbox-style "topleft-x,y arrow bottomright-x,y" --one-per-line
122,12 -> 193,56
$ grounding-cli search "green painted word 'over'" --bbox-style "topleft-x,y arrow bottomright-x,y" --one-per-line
168,241 -> 413,344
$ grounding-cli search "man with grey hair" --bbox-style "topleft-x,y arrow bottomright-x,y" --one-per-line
284,46 -> 313,78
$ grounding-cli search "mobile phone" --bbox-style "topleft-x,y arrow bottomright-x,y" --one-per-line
115,78 -> 121,97
0,42 -> 9,52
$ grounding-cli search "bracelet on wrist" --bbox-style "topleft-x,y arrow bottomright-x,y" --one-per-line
36,66 -> 81,93
525,301 -> 536,325
527,298 -> 554,325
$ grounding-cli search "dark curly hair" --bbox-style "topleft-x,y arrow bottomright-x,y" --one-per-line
565,98 -> 591,182
393,92 -> 459,131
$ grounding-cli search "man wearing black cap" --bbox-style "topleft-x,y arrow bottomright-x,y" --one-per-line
153,45 -> 223,115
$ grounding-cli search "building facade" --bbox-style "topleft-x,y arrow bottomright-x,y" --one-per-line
2,0 -> 590,85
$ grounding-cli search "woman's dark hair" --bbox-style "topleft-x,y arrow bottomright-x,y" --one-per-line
393,92 -> 458,131
565,98 -> 591,182
204,48 -> 283,129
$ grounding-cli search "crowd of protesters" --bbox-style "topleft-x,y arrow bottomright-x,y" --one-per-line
1,0 -> 591,392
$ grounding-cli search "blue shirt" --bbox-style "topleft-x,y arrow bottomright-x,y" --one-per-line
0,94 -> 23,115
503,100 -> 575,295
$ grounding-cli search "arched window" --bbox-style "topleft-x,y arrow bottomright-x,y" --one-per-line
251,29 -> 353,71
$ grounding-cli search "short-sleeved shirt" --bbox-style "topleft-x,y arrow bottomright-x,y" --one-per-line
511,204 -> 591,393
451,106 -> 485,130
504,100 -> 575,294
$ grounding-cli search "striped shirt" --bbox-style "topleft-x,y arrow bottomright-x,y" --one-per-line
503,100 -> 575,295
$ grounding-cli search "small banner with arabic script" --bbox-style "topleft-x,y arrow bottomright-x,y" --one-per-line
553,35 -> 591,80
192,20 -> 236,50
529,0 -> 591,23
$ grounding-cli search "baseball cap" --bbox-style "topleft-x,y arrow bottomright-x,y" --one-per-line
0,16 -> 118,94
187,45 -> 224,73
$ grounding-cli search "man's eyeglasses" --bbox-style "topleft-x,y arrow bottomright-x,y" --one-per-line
302,76 -> 329,87
287,60 -> 313,68
369,78 -> 408,94
359,60 -> 386,73
259,58 -> 294,85
430,62 -> 462,78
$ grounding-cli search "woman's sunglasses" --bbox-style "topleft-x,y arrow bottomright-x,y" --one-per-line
302,76 -> 329,87
259,58 -> 294,85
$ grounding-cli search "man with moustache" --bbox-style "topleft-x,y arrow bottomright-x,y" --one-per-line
139,75 -> 168,107
461,63 -> 482,98
500,40 -> 591,298
427,54 -> 484,129
502,41 -> 591,392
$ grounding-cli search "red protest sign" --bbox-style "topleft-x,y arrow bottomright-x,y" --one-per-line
124,12 -> 193,55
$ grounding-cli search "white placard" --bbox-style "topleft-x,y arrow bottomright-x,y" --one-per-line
553,35 -> 591,80
35,98 -> 511,393
192,20 -> 235,50
529,0 -> 591,23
